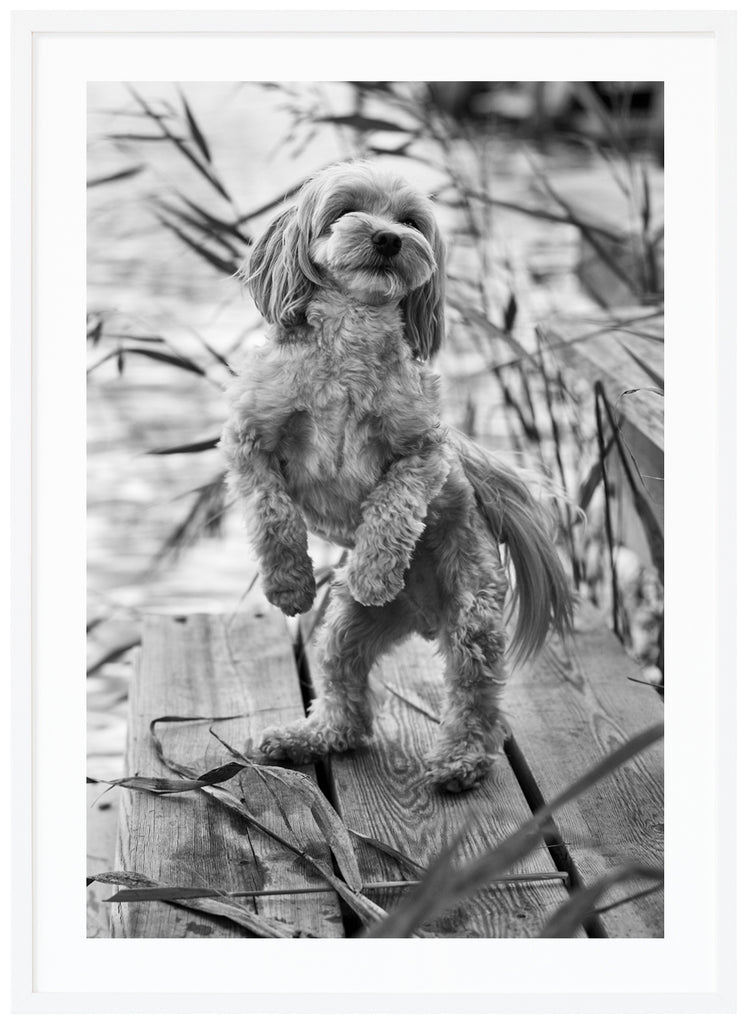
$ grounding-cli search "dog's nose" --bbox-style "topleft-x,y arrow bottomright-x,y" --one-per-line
372,230 -> 402,258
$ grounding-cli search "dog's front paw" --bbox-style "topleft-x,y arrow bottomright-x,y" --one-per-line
346,556 -> 404,607
258,721 -> 329,763
264,568 -> 316,617
258,716 -> 366,763
425,750 -> 496,793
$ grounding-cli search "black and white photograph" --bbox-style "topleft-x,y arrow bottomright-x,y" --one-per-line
84,80 -> 666,941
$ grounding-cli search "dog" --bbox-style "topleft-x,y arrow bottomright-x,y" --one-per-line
220,161 -> 572,792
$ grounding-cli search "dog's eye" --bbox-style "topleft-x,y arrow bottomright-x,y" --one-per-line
400,218 -> 423,233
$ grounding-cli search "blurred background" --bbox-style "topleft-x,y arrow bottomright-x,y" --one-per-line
86,82 -> 664,910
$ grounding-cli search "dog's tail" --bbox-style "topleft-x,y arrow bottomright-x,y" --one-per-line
451,429 -> 574,664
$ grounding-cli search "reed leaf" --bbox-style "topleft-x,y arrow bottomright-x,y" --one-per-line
368,724 -> 663,937
114,345 -> 206,377
106,132 -> 188,143
106,886 -> 221,902
147,436 -> 220,456
615,342 -> 665,391
86,639 -> 140,677
155,200 -> 243,258
175,192 -> 250,244
89,870 -> 303,937
348,829 -> 426,879
539,863 -> 663,938
245,763 -> 362,892
88,760 -> 246,796
148,717 -> 385,926
153,473 -> 228,566
156,215 -> 238,276
87,164 -> 145,188
595,384 -> 664,578
314,114 -> 412,134
127,85 -> 232,203
102,332 -> 166,345
178,88 -> 212,164
448,297 -> 531,362
188,331 -> 237,375
449,187 -> 624,242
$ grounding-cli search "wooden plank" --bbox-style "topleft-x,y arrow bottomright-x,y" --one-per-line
86,780 -> 120,937
110,610 -> 344,938
544,312 -> 664,453
608,417 -> 664,539
303,632 -> 576,938
544,310 -> 664,560
505,600 -> 664,937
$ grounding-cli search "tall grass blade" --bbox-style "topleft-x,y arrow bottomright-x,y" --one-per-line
88,760 -> 246,796
448,297 -> 531,362
369,723 -> 663,937
616,341 -> 664,392
153,474 -> 227,566
147,717 -> 385,926
175,191 -> 250,244
127,85 -> 232,203
595,384 -> 664,577
156,215 -> 238,276
147,436 -> 220,456
348,829 -> 426,879
149,713 -> 251,775
366,825 -> 474,938
576,436 -> 614,512
87,164 -> 145,188
178,88 -> 213,164
106,132 -> 187,143
120,345 -> 206,377
106,886 -> 222,902
539,863 -> 663,937
245,763 -> 362,892
571,82 -> 630,161
452,187 -> 624,242
188,331 -> 237,375
155,201 -> 243,258
314,114 -> 412,134
86,639 -> 140,677
103,332 -> 166,345
89,870 -> 303,937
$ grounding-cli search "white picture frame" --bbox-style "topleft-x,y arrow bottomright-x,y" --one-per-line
11,7 -> 737,1014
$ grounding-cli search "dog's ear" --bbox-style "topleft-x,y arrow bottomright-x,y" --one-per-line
240,207 -> 316,326
401,229 -> 446,360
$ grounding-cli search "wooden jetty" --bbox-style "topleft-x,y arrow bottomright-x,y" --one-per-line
90,307 -> 665,940
96,597 -> 663,939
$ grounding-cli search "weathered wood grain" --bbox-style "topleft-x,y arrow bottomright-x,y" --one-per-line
86,780 -> 121,937
302,629 -> 575,937
543,312 -> 664,454
544,309 -> 663,564
505,600 -> 664,937
111,611 -> 344,938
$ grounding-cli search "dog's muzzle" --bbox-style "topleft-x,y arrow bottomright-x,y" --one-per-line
371,230 -> 402,259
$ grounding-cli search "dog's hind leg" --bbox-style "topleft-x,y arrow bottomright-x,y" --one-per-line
421,511 -> 510,792
425,589 -> 510,793
258,585 -> 413,764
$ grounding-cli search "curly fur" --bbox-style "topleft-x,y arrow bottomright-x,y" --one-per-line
221,160 -> 572,792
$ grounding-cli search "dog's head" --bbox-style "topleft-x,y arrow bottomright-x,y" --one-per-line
242,161 -> 445,359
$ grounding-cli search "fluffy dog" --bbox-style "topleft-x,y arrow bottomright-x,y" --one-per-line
221,161 -> 572,791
